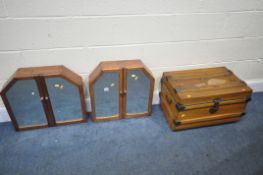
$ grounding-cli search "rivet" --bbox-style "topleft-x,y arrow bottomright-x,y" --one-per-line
181,114 -> 186,117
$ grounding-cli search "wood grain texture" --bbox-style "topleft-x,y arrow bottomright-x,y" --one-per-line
162,67 -> 252,105
160,92 -> 242,131
160,67 -> 252,131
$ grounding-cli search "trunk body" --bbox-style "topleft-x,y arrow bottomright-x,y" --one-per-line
160,67 -> 252,131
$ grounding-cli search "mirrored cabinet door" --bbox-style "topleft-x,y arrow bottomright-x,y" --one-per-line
5,79 -> 47,128
45,77 -> 83,123
126,70 -> 151,114
1,65 -> 86,131
89,60 -> 154,122
93,72 -> 120,118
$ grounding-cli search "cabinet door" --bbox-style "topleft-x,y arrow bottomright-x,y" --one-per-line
125,69 -> 151,115
93,72 -> 120,119
5,79 -> 48,128
45,77 -> 83,123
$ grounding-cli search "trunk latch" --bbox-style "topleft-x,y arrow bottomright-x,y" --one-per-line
209,98 -> 221,114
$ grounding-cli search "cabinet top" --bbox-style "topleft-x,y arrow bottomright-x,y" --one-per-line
89,59 -> 154,84
1,65 -> 82,95
99,59 -> 144,70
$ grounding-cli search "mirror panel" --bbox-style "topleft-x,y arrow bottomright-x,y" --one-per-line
45,77 -> 83,122
126,70 -> 151,114
6,79 -> 47,127
94,72 -> 119,117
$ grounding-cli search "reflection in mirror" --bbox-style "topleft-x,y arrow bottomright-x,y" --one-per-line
126,70 -> 150,114
6,79 -> 47,127
45,77 -> 82,122
94,72 -> 119,117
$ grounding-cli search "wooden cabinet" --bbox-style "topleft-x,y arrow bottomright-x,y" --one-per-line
0,66 -> 86,131
89,60 -> 155,121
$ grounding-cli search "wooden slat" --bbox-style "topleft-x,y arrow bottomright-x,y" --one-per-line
162,67 -> 252,105
160,92 -> 242,131
162,82 -> 248,109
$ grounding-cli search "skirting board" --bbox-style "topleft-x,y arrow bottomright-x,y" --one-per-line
0,79 -> 263,123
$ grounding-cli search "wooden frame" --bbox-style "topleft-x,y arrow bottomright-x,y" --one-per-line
89,59 -> 155,122
0,65 -> 87,131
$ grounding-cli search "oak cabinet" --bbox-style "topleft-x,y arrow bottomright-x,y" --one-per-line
0,66 -> 86,131
89,60 -> 155,121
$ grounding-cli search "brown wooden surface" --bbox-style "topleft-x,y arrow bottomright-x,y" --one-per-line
1,66 -> 82,94
35,76 -> 55,126
122,68 -> 127,117
18,124 -> 49,131
99,59 -> 147,71
0,65 -> 87,131
161,82 -> 247,114
160,67 -> 252,131
160,92 -> 242,131
89,59 -> 155,122
163,67 -> 252,105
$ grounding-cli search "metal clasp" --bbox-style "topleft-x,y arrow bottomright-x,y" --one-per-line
209,98 -> 221,114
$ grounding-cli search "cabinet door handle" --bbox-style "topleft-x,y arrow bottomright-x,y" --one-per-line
40,97 -> 44,101
45,97 -> 49,100
120,91 -> 127,95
